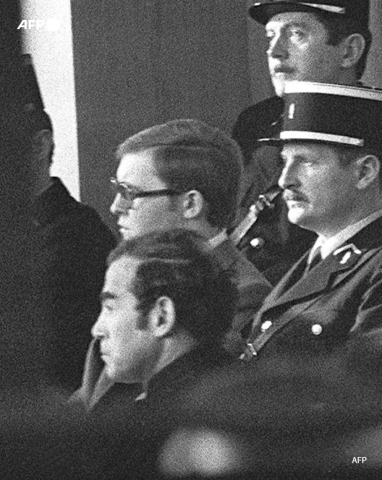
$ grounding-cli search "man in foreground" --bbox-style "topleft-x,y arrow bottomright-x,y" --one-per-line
69,230 -> 238,479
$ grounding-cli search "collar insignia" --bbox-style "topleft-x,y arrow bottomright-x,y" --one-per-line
334,244 -> 362,265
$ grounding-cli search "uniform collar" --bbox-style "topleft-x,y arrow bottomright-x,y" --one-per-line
311,209 -> 382,261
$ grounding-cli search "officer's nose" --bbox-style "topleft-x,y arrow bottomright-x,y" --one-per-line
267,32 -> 289,60
278,159 -> 298,191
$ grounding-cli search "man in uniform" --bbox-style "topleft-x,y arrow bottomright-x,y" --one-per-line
233,0 -> 372,284
242,81 -> 382,363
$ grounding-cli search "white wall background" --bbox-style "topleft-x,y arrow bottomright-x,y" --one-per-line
21,0 -> 79,200
363,0 -> 382,88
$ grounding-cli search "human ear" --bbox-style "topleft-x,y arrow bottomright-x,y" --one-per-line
340,33 -> 366,70
356,155 -> 380,190
182,190 -> 205,220
150,296 -> 176,337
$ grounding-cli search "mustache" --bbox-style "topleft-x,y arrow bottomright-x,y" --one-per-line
272,65 -> 294,74
282,189 -> 308,202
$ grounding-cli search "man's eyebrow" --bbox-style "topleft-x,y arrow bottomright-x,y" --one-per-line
100,291 -> 117,303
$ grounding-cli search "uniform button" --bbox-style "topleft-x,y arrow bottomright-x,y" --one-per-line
311,324 -> 322,335
261,320 -> 272,332
250,237 -> 265,249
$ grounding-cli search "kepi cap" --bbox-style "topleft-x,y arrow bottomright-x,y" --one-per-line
260,81 -> 382,153
249,0 -> 370,27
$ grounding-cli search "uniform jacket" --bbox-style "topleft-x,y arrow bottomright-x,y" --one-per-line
232,97 -> 316,284
245,217 -> 382,361
31,177 -> 116,392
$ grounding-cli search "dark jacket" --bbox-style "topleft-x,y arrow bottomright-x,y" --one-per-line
245,216 -> 382,362
71,344 -> 233,479
31,177 -> 116,392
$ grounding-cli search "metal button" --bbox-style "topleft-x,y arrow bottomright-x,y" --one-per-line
261,320 -> 272,332
311,324 -> 323,335
250,237 -> 265,249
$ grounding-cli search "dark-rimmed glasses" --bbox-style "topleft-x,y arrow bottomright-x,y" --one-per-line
110,177 -> 180,204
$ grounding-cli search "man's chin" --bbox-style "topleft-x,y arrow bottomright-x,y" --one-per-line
287,204 -> 308,225
273,81 -> 286,98
119,227 -> 134,240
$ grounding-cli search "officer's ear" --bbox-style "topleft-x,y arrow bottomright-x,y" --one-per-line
340,33 -> 366,70
32,129 -> 53,161
149,296 -> 176,338
181,190 -> 206,220
356,154 -> 380,190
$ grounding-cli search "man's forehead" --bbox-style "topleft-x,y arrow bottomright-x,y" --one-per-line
117,148 -> 158,176
104,256 -> 141,294
266,11 -> 321,28
282,142 -> 337,157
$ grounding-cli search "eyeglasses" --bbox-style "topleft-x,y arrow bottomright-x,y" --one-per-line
110,177 -> 180,204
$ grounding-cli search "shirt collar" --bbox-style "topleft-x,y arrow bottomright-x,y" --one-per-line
310,209 -> 382,261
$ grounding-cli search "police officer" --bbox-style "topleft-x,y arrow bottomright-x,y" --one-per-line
243,81 -> 382,364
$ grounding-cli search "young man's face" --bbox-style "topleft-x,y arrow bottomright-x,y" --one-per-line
110,148 -> 183,240
92,257 -> 159,383
279,143 -> 360,238
265,12 -> 345,96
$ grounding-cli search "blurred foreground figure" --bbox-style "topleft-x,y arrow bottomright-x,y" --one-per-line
159,351 -> 382,479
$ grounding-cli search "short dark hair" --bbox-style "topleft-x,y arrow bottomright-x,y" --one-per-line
108,229 -> 238,346
313,12 -> 372,80
116,119 -> 244,230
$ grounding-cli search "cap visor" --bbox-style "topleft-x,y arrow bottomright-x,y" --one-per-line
249,2 -> 322,25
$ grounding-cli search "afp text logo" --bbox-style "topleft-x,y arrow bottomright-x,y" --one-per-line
352,457 -> 367,464
17,19 -> 61,31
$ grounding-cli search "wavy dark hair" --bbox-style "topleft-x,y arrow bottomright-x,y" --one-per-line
108,229 -> 238,346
